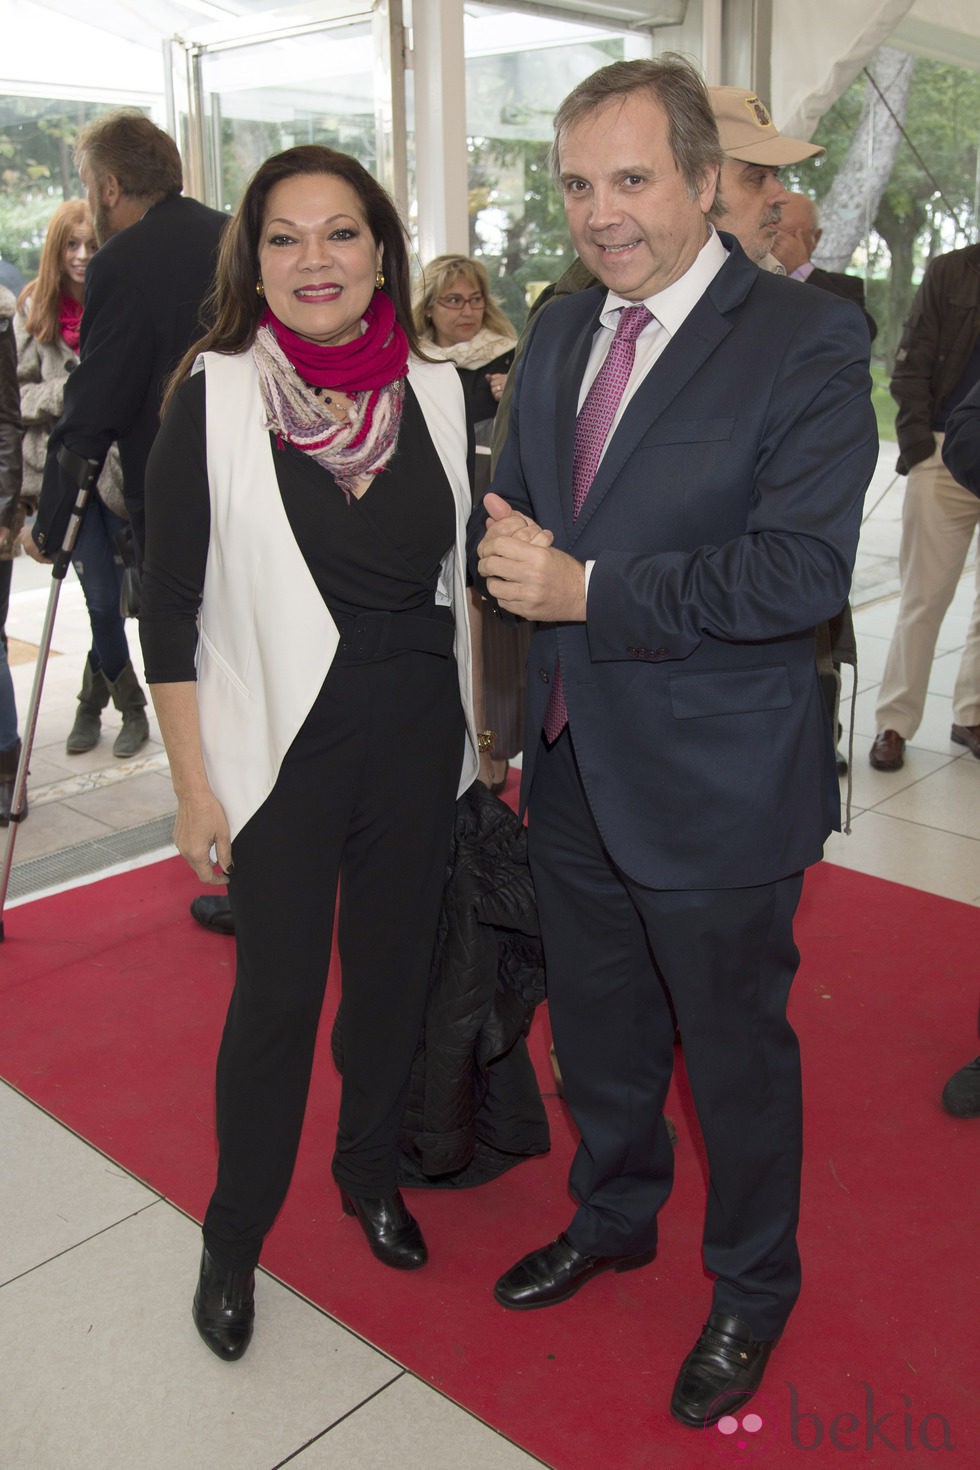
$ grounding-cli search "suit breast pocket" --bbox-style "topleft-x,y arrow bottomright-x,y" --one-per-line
640,417 -> 736,449
668,665 -> 792,720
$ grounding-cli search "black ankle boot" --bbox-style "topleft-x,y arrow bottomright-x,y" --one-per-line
192,1246 -> 255,1360
340,1190 -> 428,1270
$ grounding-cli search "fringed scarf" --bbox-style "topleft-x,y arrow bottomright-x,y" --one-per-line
252,291 -> 409,500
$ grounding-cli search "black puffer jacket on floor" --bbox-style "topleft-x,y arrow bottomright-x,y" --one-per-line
332,780 -> 550,1188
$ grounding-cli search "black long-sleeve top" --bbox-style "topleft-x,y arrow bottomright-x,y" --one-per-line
139,370 -> 456,684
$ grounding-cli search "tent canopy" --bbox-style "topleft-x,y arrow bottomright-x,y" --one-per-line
4,0 -> 980,132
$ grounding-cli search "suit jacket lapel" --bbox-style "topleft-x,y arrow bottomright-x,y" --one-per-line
570,248 -> 751,542
554,304 -> 600,532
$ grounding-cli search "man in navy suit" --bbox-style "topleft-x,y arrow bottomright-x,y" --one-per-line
470,56 -> 877,1429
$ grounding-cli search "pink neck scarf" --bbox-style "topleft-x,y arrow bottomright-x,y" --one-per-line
252,291 -> 408,499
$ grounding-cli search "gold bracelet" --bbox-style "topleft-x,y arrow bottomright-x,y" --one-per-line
477,729 -> 496,753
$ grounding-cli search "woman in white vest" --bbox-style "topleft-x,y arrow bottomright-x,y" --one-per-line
140,146 -> 478,1362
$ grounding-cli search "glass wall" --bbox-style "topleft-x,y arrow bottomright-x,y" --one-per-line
182,16 -> 382,212
459,5 -> 654,324
0,98 -> 124,279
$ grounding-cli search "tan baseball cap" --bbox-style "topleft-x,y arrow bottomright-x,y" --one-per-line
709,86 -> 824,165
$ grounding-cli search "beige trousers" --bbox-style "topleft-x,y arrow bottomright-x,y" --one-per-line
876,436 -> 980,737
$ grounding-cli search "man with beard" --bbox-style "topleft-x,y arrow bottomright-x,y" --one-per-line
25,111 -> 226,562
23,110 -> 228,934
708,86 -> 823,272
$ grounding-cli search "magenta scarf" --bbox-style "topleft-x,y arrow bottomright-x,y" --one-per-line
259,289 -> 408,389
59,293 -> 83,353
252,290 -> 408,498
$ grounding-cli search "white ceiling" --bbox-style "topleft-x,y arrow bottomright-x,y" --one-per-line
4,0 -> 979,122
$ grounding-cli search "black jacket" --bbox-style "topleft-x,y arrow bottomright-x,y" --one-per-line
333,781 -> 550,1187
0,287 -> 23,536
891,244 -> 980,474
33,193 -> 226,558
805,266 -> 877,343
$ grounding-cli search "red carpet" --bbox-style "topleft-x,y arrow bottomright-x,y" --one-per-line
1,822 -> 978,1468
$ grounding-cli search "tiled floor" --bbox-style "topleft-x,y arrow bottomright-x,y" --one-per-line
1,441 -> 977,1468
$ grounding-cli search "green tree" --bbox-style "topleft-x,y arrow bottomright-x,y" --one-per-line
787,56 -> 980,367
0,96 -> 116,273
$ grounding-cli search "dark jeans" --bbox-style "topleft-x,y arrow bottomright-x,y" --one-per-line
72,497 -> 130,680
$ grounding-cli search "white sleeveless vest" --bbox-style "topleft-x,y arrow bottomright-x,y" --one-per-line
197,348 -> 477,840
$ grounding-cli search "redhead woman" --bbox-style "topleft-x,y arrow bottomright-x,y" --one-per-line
415,254 -> 526,791
140,146 -> 477,1361
16,200 -> 149,757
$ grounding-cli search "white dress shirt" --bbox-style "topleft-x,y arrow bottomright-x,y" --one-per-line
579,226 -> 728,593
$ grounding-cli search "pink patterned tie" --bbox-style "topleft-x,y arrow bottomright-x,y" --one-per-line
543,303 -> 653,742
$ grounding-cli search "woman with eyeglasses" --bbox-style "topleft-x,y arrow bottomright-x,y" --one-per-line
415,255 -> 523,792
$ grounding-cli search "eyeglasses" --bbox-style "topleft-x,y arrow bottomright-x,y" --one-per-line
434,291 -> 485,311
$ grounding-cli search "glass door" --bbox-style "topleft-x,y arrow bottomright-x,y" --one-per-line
167,0 -> 406,217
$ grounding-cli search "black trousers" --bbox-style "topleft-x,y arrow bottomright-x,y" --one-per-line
203,650 -> 464,1270
527,729 -> 804,1341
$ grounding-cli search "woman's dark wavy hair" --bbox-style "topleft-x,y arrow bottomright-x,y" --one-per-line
165,145 -> 421,414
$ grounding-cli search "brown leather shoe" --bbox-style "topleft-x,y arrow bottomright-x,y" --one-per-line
951,724 -> 980,759
869,729 -> 905,771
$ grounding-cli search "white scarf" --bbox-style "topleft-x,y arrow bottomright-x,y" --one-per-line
421,325 -> 516,371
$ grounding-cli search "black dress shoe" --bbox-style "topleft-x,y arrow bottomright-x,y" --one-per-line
670,1312 -> 775,1428
190,895 -> 235,936
941,1055 -> 980,1116
493,1232 -> 655,1310
340,1190 -> 427,1270
192,1247 -> 255,1361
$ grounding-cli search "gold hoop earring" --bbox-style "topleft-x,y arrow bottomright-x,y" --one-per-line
375,269 -> 385,290
256,281 -> 265,297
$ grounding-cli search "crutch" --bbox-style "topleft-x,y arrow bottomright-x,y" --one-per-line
0,447 -> 104,940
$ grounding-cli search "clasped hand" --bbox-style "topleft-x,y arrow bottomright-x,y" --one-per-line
477,492 -> 586,622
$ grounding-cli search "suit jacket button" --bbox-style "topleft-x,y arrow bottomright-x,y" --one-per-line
539,669 -> 550,684
627,646 -> 640,659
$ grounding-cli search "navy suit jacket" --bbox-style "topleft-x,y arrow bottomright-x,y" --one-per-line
942,376 -> 980,496
34,192 -> 226,557
468,236 -> 878,891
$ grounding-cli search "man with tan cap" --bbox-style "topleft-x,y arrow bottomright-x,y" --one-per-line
708,86 -> 823,271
